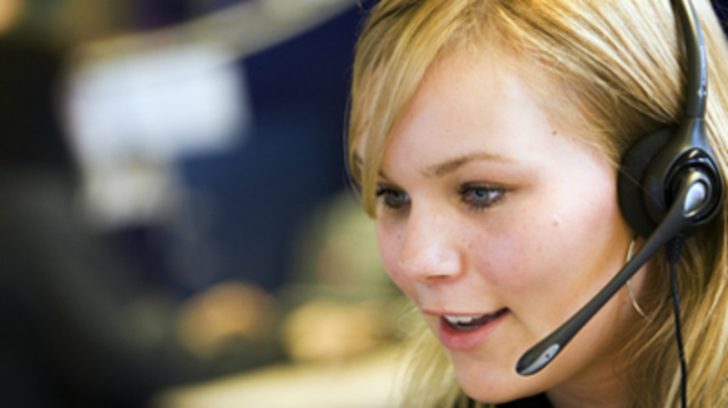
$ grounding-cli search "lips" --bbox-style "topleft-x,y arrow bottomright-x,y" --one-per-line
443,309 -> 509,331
437,308 -> 509,350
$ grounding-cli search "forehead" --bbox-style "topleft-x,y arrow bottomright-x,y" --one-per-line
376,47 -> 612,182
383,50 -> 555,162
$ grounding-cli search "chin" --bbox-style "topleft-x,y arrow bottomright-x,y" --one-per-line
450,355 -> 546,405
458,381 -> 544,405
457,378 -> 524,405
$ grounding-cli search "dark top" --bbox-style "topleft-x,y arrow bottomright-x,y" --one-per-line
497,393 -> 553,407
463,393 -> 553,407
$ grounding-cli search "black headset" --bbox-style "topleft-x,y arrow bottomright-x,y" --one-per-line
618,0 -> 723,239
516,0 -> 724,378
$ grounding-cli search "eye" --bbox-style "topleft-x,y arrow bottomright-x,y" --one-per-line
460,184 -> 505,209
375,185 -> 410,210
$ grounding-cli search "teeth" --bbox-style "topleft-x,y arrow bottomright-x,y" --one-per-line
444,315 -> 483,325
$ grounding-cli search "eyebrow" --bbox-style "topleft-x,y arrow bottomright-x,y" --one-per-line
423,151 -> 511,178
352,150 -> 510,180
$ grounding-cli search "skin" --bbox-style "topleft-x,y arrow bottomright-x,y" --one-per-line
369,49 -> 646,406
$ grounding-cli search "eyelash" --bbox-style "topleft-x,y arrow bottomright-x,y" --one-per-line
375,186 -> 410,211
374,184 -> 506,212
459,184 -> 506,211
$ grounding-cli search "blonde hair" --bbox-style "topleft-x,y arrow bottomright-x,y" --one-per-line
347,0 -> 728,407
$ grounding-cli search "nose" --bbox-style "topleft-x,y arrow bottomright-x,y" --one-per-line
397,206 -> 464,282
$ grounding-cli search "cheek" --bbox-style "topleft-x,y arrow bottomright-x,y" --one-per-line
470,227 -> 534,289
470,191 -> 627,310
375,221 -> 408,288
468,206 -> 558,294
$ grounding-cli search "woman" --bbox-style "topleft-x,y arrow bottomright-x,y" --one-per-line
346,0 -> 728,407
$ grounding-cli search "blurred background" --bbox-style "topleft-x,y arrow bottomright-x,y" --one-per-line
4,1 -> 726,407
0,0 -> 410,407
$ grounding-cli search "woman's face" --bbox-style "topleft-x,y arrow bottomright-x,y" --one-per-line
371,50 -> 639,403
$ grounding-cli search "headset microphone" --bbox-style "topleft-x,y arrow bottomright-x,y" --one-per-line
516,0 -> 724,377
517,168 -> 714,375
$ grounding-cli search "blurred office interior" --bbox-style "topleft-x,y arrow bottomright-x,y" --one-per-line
6,1 -> 726,407
0,0 -> 407,407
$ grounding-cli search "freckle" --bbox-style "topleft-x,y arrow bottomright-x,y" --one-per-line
551,130 -> 558,136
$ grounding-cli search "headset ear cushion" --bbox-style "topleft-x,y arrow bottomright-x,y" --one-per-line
617,127 -> 675,237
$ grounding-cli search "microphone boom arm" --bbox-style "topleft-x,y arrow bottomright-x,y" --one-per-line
516,169 -> 710,376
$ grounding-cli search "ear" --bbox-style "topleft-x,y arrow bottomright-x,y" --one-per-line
617,127 -> 675,237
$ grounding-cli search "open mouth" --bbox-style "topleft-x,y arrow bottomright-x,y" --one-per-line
442,308 -> 509,332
